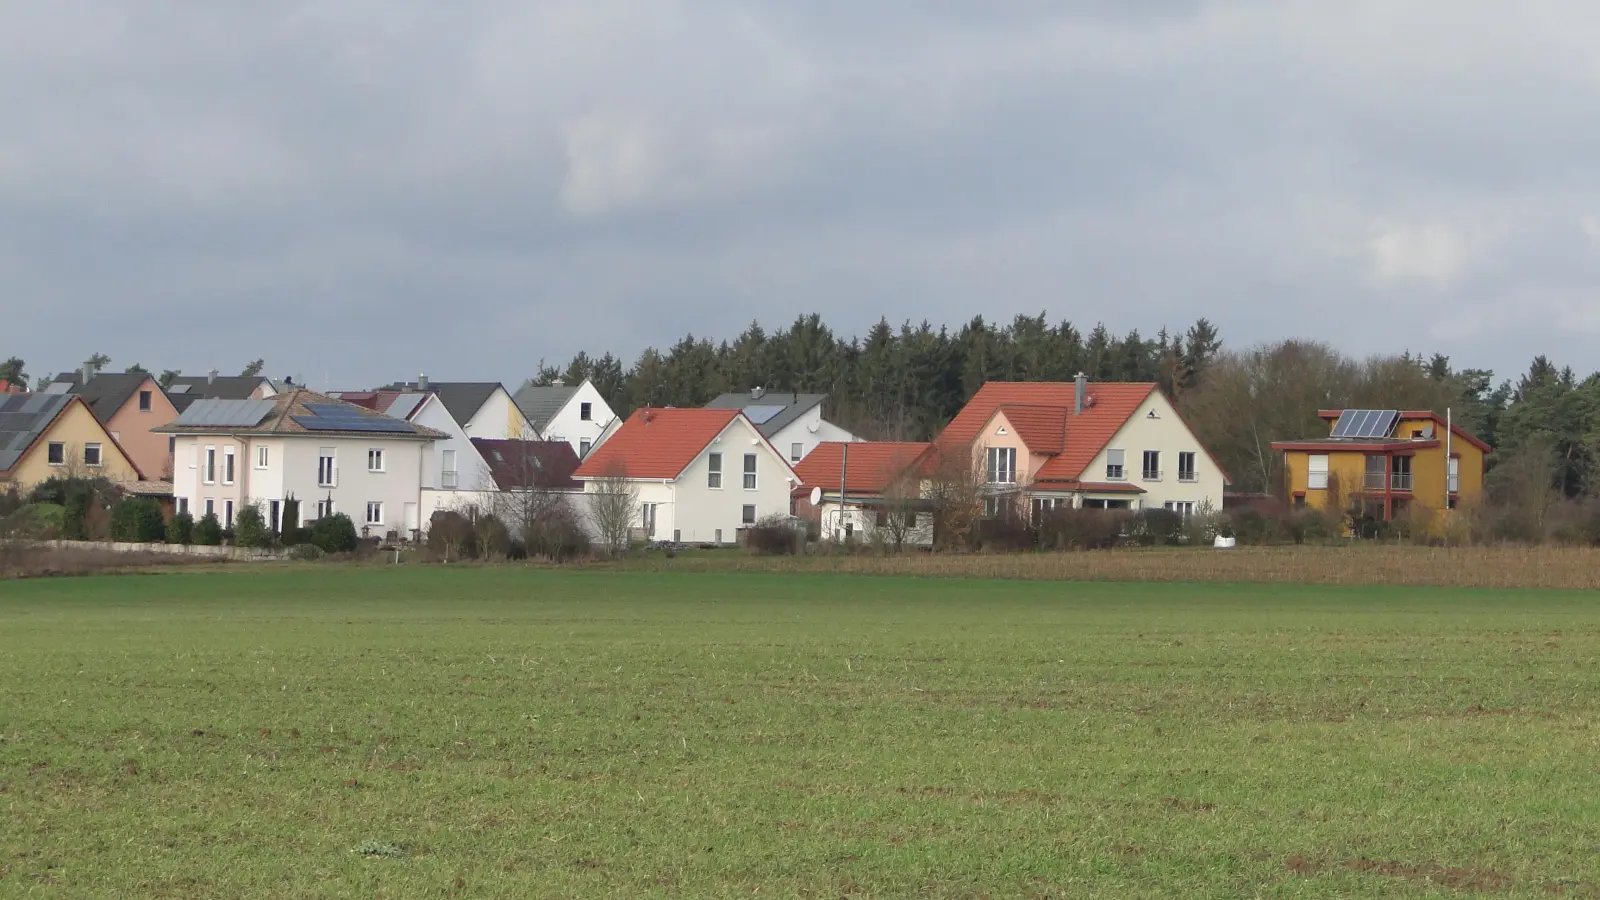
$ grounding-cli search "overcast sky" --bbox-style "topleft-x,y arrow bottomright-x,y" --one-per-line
5,1 -> 1599,389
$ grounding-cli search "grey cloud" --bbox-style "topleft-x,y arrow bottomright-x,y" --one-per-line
4,0 -> 1600,387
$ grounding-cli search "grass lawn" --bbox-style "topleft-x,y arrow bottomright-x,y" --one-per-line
1,568 -> 1597,898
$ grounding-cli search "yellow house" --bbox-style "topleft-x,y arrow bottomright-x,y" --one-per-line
0,394 -> 143,490
1272,409 -> 1487,522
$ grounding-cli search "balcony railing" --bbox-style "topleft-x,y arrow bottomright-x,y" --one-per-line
1363,473 -> 1386,491
1391,473 -> 1413,491
441,469 -> 459,489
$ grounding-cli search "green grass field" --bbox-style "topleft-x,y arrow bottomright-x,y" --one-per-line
2,568 -> 1597,898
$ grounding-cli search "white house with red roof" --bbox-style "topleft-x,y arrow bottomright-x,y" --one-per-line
792,441 -> 933,545
931,375 -> 1228,518
572,407 -> 799,544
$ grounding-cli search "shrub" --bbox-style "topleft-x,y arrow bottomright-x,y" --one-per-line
427,510 -> 477,561
110,498 -> 166,543
473,515 -> 511,560
975,512 -> 1034,552
521,505 -> 591,562
281,497 -> 301,545
1036,508 -> 1128,550
233,502 -> 271,549
308,513 -> 359,554
0,503 -> 66,540
1132,508 -> 1183,546
194,513 -> 223,546
287,544 -> 324,562
0,486 -> 21,519
166,511 -> 194,545
746,515 -> 804,555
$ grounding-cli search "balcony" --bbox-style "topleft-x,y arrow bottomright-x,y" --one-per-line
1391,473 -> 1412,491
441,469 -> 459,489
1363,473 -> 1386,491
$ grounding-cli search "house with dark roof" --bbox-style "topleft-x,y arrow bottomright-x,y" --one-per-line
0,394 -> 143,490
377,377 -> 536,443
705,388 -> 858,464
154,390 -> 446,537
50,364 -> 179,480
163,372 -> 281,413
573,407 -> 799,544
513,377 -> 617,459
927,375 -> 1228,518
792,441 -> 933,545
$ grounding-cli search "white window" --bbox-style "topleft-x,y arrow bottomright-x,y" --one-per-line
580,402 -> 592,421
742,504 -> 756,525
1164,501 -> 1195,518
256,446 -> 269,469
204,446 -> 216,484
707,452 -> 722,488
84,443 -> 102,467
984,496 -> 999,518
367,449 -> 385,472
315,499 -> 335,519
1105,449 -> 1125,480
204,498 -> 215,518
317,449 -> 336,487
138,390 -> 153,412
1447,456 -> 1460,494
1178,452 -> 1196,482
743,453 -> 757,490
1308,454 -> 1329,490
177,497 -> 189,515
366,501 -> 384,525
1141,450 -> 1160,481
790,442 -> 803,463
641,502 -> 658,538
47,441 -> 65,466
986,447 -> 1017,484
223,447 -> 235,484
579,439 -> 591,457
1030,496 -> 1068,521
224,500 -> 235,527
715,528 -> 723,543
441,449 -> 458,488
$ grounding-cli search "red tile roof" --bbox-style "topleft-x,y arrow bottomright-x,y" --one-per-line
793,442 -> 929,495
994,405 -> 1068,454
573,408 -> 741,480
931,382 -> 1158,481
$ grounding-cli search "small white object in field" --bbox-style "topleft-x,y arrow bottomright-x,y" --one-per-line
1213,536 -> 1237,549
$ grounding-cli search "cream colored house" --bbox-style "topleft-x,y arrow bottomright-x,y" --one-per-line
0,394 -> 143,489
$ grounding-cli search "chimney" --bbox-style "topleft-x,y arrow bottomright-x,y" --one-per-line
1074,372 -> 1087,415
417,373 -> 429,391
751,386 -> 764,400
207,368 -> 218,386
284,375 -> 294,386
81,359 -> 97,383
551,377 -> 564,387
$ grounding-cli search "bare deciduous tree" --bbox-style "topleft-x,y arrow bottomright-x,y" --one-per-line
588,468 -> 640,556
875,458 -> 925,552
924,445 -> 984,551
478,448 -> 588,559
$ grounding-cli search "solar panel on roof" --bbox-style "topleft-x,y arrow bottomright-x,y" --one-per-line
167,384 -> 191,394
42,382 -> 71,395
1366,410 -> 1399,438
290,415 -> 414,433
743,405 -> 786,425
1330,410 -> 1357,437
385,394 -> 425,421
173,398 -> 275,427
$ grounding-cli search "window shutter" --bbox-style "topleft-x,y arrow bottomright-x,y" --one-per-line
1308,454 -> 1329,489
1107,449 -> 1125,467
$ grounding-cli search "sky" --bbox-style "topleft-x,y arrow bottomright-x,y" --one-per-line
5,0 -> 1600,389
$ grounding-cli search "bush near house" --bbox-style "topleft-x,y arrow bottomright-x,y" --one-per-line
109,498 -> 166,543
165,511 -> 194,545
193,513 -> 223,546
307,513 -> 359,554
233,503 -> 271,549
0,503 -> 67,540
745,515 -> 805,555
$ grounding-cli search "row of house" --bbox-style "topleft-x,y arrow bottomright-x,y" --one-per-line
0,359 -> 1489,543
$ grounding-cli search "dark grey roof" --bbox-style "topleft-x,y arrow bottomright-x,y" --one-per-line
0,393 -> 73,472
512,383 -> 579,432
704,391 -> 827,438
167,375 -> 273,401
379,382 -> 500,428
50,373 -> 155,424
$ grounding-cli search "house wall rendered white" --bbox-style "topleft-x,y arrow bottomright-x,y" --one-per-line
408,396 -> 493,492
538,380 -> 617,458
817,498 -> 934,546
465,387 -> 537,441
1079,392 -> 1226,511
769,408 -> 857,465
171,434 -> 432,536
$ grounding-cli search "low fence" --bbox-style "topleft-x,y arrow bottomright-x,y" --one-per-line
23,540 -> 288,561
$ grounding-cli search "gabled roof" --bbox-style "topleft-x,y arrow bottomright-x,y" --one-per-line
327,390 -> 431,421
470,439 -> 582,491
50,372 -> 158,423
166,375 -> 274,400
153,390 -> 447,439
0,393 -> 75,472
931,382 -> 1158,481
513,382 -> 580,432
705,391 -> 828,438
993,405 -> 1069,454
379,381 -> 500,428
573,408 -> 742,480
793,442 -> 929,496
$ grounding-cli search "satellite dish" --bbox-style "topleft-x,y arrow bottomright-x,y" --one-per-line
808,486 -> 822,506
